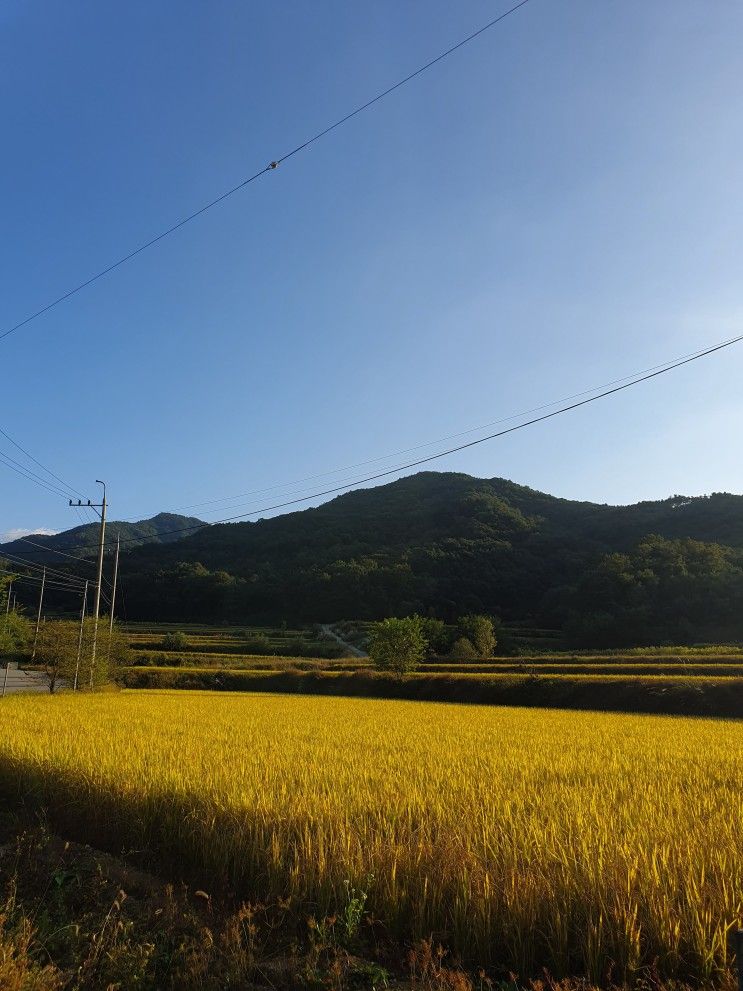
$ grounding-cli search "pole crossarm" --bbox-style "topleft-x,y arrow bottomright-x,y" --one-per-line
69,498 -> 105,520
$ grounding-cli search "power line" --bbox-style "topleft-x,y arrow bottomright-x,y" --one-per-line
143,339 -> 733,520
0,449 -> 72,500
9,538 -> 97,567
0,424 -> 86,499
272,0 -> 532,166
73,505 -> 96,528
0,0 -> 532,344
11,579 -> 85,595
6,538 -> 110,588
0,548 -> 85,584
0,568 -> 85,594
118,578 -> 128,624
108,330 -> 743,548
0,551 -> 88,588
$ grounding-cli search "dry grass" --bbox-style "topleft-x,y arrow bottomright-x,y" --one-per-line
0,692 -> 741,984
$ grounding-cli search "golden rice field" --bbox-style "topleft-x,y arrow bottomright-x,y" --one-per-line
0,691 -> 741,983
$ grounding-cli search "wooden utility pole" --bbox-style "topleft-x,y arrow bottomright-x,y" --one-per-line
31,567 -> 46,661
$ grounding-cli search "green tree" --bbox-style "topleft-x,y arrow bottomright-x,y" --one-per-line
0,610 -> 32,658
419,617 -> 450,655
368,616 -> 427,679
36,618 -> 130,693
456,615 -> 497,657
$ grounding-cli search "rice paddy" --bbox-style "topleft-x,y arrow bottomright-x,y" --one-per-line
1,690 -> 741,983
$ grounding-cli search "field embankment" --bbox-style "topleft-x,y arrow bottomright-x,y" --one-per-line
0,692 -> 741,985
115,624 -> 743,717
118,666 -> 743,718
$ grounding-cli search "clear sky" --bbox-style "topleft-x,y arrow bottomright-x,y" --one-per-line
1,0 -> 742,540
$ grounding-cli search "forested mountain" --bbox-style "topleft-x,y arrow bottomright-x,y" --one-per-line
0,513 -> 204,561
111,473 -> 743,646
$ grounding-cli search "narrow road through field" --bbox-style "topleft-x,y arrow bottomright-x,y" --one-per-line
1,663 -> 51,695
320,624 -> 367,658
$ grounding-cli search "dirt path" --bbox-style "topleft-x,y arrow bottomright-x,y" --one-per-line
320,624 -> 367,658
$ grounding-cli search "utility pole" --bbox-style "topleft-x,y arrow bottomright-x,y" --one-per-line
69,480 -> 106,688
74,580 -> 88,691
31,567 -> 46,661
3,580 -> 15,695
107,533 -> 120,657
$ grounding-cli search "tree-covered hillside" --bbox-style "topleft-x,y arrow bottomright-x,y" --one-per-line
112,473 -> 743,645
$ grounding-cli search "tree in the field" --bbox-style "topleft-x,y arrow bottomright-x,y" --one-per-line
35,620 -> 78,693
368,616 -> 427,679
0,573 -> 11,610
456,614 -> 497,658
35,618 -> 130,693
0,608 -> 32,658
419,616 -> 450,655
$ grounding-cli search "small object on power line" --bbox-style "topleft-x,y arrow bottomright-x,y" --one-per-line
0,0 -> 531,344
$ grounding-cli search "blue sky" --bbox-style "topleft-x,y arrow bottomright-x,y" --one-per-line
1,0 -> 742,540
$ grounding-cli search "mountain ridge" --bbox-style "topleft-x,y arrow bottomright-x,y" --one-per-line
5,472 -> 742,645
114,472 -> 743,644
0,512 -> 204,560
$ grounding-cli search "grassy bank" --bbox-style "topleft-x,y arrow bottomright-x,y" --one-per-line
118,666 -> 743,717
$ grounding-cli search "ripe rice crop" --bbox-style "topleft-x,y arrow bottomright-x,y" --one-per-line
0,692 -> 741,982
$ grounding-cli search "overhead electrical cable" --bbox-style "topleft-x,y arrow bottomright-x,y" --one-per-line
0,551 -> 88,588
73,506 -> 95,528
158,339 -> 739,518
0,424 -> 86,499
0,553 -> 89,587
5,543 -> 112,590
12,538 -> 97,566
6,541 -> 113,590
0,567 -> 86,593
107,331 -> 743,548
8,579 -> 86,595
0,0 -> 531,344
0,450 -> 73,499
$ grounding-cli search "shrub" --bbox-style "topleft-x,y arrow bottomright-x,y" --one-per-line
161,631 -> 189,651
449,636 -> 478,660
243,634 -> 273,655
